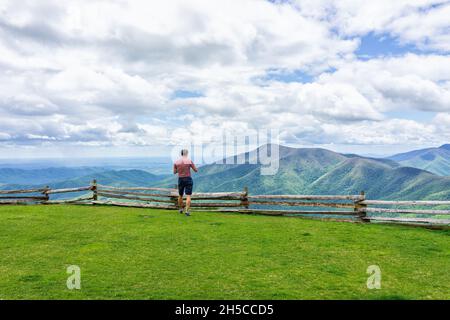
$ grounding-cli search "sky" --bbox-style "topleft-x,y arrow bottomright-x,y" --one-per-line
1,0 -> 450,159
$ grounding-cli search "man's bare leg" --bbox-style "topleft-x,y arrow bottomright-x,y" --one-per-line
185,195 -> 191,215
178,195 -> 184,213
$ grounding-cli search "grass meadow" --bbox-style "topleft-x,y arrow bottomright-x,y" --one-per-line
0,205 -> 448,299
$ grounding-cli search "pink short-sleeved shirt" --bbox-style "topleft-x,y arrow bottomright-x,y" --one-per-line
174,157 -> 195,178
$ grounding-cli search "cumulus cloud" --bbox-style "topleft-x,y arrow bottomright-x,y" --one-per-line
317,54 -> 450,112
0,0 -> 449,155
294,0 -> 450,51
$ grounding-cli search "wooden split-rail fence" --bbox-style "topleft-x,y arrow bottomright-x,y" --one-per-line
1,180 -> 449,228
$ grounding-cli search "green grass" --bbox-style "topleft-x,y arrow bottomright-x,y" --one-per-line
0,205 -> 449,300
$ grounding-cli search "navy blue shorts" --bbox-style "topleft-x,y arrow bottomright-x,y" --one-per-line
178,177 -> 193,196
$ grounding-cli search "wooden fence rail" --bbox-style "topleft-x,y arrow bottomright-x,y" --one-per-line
45,186 -> 92,194
0,180 -> 449,228
0,188 -> 48,194
361,200 -> 450,206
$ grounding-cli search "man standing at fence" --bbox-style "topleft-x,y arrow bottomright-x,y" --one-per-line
174,149 -> 198,216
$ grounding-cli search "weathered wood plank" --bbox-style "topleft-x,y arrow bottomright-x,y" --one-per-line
247,195 -> 363,201
364,216 -> 450,225
97,185 -> 177,192
92,200 -> 177,210
355,191 -> 368,222
97,192 -> 175,203
0,199 -> 39,205
45,186 -> 92,194
216,209 -> 356,216
191,197 -> 243,201
190,202 -> 242,208
190,192 -> 244,199
43,200 -> 92,205
361,200 -> 450,206
248,201 -> 355,208
193,209 -> 358,221
91,180 -> 98,201
97,189 -> 245,200
96,189 -> 173,197
0,188 -> 47,195
43,196 -> 94,204
0,196 -> 48,200
362,207 -> 450,215
190,196 -> 244,200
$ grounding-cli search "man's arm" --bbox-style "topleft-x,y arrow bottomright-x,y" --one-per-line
173,164 -> 178,174
191,162 -> 198,173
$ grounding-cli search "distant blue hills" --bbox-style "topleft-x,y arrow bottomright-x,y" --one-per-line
1,145 -> 449,200
388,144 -> 450,176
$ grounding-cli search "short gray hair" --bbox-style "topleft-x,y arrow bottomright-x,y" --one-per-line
181,149 -> 189,156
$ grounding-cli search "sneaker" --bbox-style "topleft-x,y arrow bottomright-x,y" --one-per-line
179,209 -> 184,214
185,212 -> 191,217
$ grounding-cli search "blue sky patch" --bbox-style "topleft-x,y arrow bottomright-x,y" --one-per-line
356,32 -> 421,58
172,90 -> 204,99
385,110 -> 436,122
257,69 -> 315,84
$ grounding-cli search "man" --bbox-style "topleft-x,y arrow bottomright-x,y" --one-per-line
174,149 -> 198,216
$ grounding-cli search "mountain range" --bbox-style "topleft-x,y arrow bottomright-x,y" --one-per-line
0,167 -> 105,186
152,145 -> 450,200
1,144 -> 450,200
388,144 -> 450,176
1,169 -> 166,191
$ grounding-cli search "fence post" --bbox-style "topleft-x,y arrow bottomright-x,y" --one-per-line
91,180 -> 98,201
355,191 -> 367,222
42,186 -> 50,202
241,186 -> 249,209
172,184 -> 179,208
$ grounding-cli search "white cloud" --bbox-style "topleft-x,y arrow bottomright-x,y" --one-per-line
0,0 -> 449,155
294,0 -> 450,51
317,54 -> 450,112
320,119 -> 438,145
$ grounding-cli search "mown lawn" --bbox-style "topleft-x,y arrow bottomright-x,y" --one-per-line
0,205 -> 448,300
